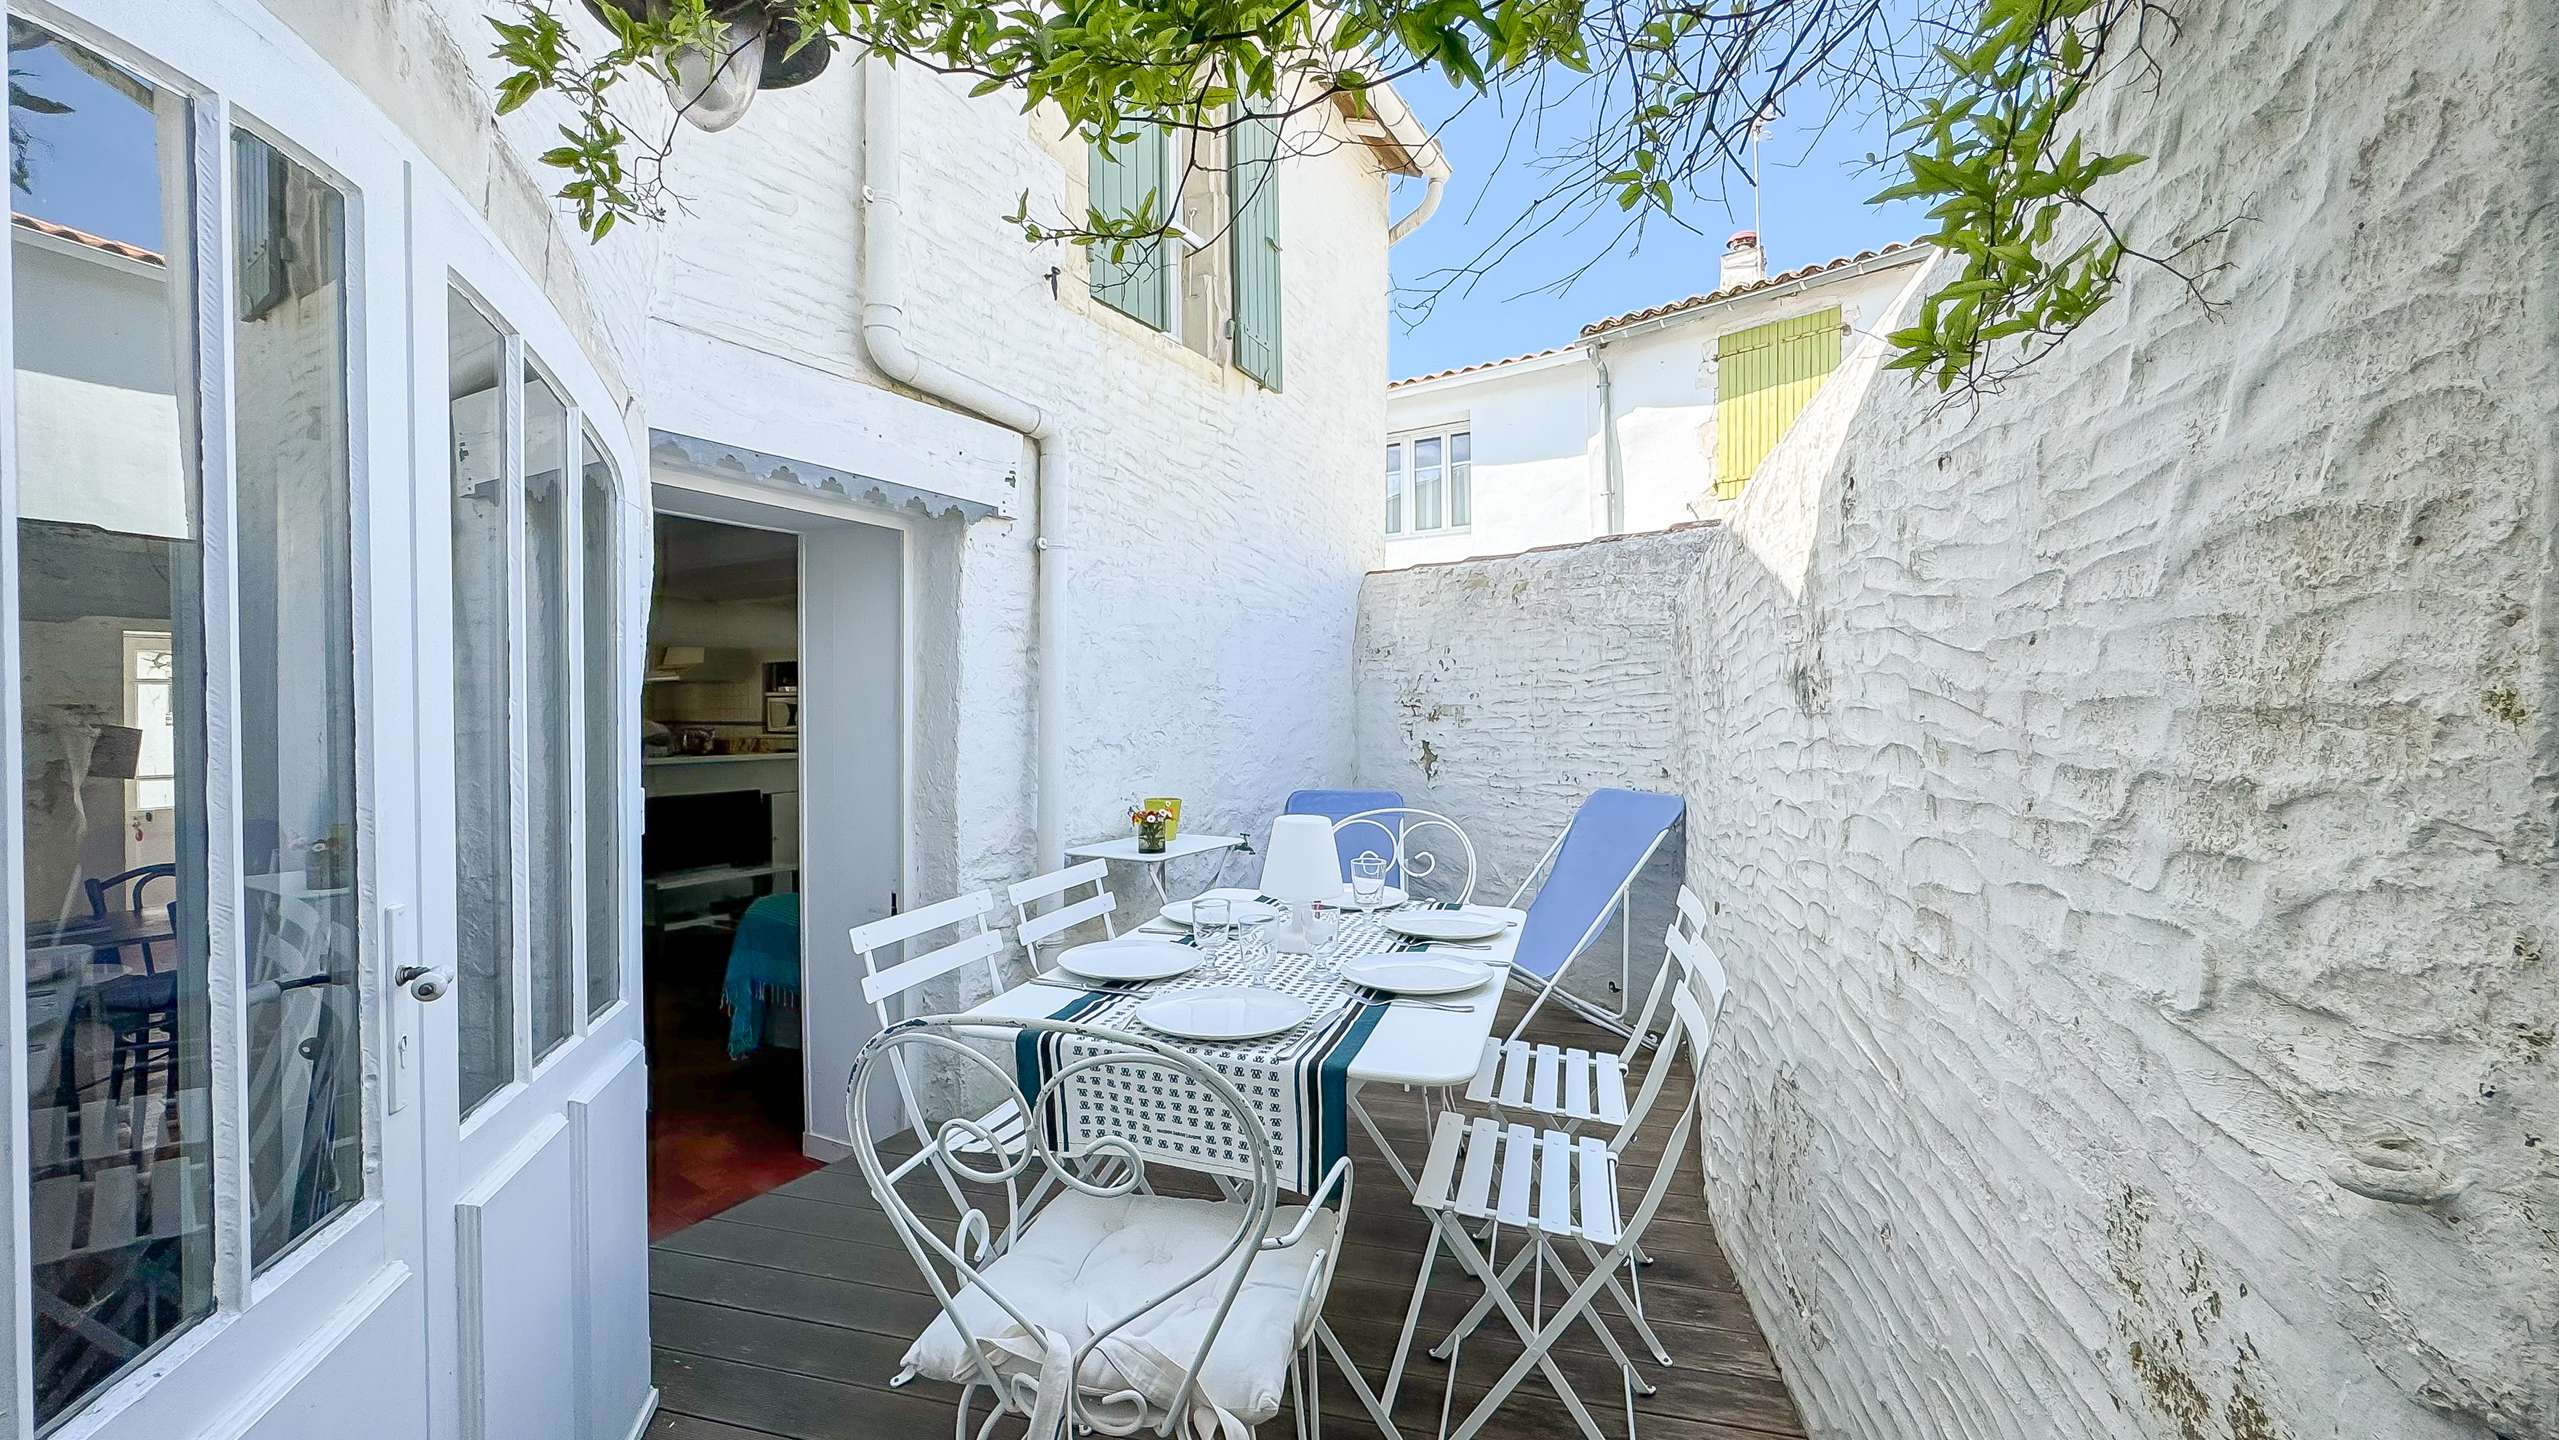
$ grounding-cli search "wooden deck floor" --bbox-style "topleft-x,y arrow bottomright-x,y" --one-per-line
644,998 -> 1804,1440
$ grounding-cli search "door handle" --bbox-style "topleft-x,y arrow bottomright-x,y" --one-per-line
396,964 -> 453,1003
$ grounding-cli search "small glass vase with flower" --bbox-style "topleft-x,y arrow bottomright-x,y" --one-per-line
1129,803 -> 1176,854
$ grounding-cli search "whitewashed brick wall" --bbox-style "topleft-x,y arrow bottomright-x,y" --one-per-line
1356,529 -> 1713,1008
1359,4 -> 2556,1437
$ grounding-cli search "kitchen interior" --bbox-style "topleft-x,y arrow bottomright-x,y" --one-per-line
642,513 -> 816,1233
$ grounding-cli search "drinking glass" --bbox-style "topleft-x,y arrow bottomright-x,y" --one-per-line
1351,853 -> 1388,908
1192,897 -> 1234,972
1237,915 -> 1278,984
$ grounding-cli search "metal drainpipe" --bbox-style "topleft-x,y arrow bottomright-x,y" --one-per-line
858,54 -> 1072,865
1589,342 -> 1625,534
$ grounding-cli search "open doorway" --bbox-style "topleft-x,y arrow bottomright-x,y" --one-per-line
639,484 -> 909,1238
642,514 -> 813,1234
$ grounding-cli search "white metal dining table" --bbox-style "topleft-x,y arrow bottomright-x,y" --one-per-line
956,891 -> 1527,1439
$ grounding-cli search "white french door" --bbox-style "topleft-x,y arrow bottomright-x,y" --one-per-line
1,2 -> 652,1439
409,182 -> 651,1440
0,2 -> 433,1438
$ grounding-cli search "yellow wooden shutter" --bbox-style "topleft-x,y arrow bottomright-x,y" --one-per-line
1714,306 -> 1842,499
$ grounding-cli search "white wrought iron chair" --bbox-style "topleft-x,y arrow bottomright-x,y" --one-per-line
1383,920 -> 1729,1440
846,892 -> 1028,1202
1330,807 -> 1478,905
852,1014 -> 1353,1440
1007,858 -> 1121,980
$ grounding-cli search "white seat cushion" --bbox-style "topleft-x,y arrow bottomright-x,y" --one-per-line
902,1188 -> 1336,1430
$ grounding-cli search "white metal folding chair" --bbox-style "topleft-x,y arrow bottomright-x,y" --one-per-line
846,892 -> 1026,1203
1006,858 -> 1120,979
1332,807 -> 1478,904
1464,887 -> 1709,1135
1383,922 -> 1728,1440
852,1014 -> 1357,1440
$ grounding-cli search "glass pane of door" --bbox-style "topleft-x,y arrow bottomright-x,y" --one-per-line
523,366 -> 573,1058
10,21 -> 216,1423
580,425 -> 619,1018
230,126 -> 363,1269
448,291 -> 512,1114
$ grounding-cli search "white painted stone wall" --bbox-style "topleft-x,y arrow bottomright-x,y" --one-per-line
1381,256 -> 1924,567
1355,528 -> 1713,1008
1361,3 -> 2557,1437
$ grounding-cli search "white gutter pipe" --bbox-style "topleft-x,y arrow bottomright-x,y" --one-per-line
1362,78 -> 1450,245
1588,343 -> 1625,534
1388,174 -> 1443,245
858,55 -> 1073,866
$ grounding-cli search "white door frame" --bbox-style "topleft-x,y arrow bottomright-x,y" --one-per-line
0,1 -> 435,1435
649,469 -> 916,1159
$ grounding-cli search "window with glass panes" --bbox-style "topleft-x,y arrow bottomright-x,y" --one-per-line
1385,426 -> 1470,535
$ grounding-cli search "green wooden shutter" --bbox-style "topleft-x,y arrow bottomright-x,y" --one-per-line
1228,115 -> 1283,389
1714,306 -> 1842,498
1088,126 -> 1170,329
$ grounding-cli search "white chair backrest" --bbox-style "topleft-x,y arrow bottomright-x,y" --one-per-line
1612,884 -> 1710,1063
848,1015 -> 1279,1435
1615,919 -> 1728,1163
1006,859 -> 1118,964
1333,807 -> 1478,904
848,892 -> 1007,1142
1674,884 -> 1709,942
847,889 -> 1008,1018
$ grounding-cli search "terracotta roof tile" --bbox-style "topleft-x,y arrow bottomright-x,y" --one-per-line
1575,240 -> 1925,338
1389,344 -> 1575,390
12,212 -> 164,267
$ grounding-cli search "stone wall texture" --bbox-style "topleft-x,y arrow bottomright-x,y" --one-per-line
1358,2 -> 2559,1436
1356,529 -> 1712,1007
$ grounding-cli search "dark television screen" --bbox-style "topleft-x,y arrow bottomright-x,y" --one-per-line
643,789 -> 772,876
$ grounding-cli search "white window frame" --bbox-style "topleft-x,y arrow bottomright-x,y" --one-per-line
1386,423 -> 1471,539
0,6 -> 421,1434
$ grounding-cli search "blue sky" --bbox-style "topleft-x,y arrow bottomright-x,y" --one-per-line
1385,73 -> 1925,380
10,33 -> 168,252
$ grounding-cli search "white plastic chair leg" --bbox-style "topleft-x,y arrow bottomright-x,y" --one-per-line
1306,1333 -> 1323,1438
1431,1214 -> 1614,1440
1576,1234 -> 1674,1365
1538,1240 -> 1656,1397
1383,1218 -> 1443,1409
1431,1232 -> 1539,1360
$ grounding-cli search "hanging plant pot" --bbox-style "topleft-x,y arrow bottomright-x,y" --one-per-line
580,0 -> 836,92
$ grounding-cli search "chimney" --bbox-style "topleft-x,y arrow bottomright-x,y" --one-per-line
1720,230 -> 1766,290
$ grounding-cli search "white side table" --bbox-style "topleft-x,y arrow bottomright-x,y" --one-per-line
1064,832 -> 1248,903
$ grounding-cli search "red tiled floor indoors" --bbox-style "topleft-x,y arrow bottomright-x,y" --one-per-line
646,927 -> 817,1240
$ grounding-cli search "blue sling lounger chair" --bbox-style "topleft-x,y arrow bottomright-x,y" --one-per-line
1502,787 -> 1686,1042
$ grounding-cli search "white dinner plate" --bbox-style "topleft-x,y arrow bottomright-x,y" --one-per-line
1055,938 -> 1203,983
1340,955 -> 1491,997
1337,885 -> 1409,912
1159,894 -> 1282,928
1131,986 -> 1312,1041
1381,910 -> 1510,942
